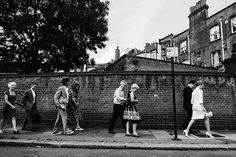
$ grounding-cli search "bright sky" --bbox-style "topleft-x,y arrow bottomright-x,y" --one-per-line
89,0 -> 236,64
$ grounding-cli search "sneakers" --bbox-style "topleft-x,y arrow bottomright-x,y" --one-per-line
75,127 -> 84,131
64,130 -> 74,135
52,131 -> 63,135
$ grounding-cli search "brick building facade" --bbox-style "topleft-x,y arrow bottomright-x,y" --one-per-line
0,72 -> 235,129
171,0 -> 236,70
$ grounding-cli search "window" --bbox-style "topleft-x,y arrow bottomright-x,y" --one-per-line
150,50 -> 157,59
231,16 -> 236,33
210,25 -> 220,42
211,51 -> 221,67
180,40 -> 187,54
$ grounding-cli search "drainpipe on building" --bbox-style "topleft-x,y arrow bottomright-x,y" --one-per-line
219,17 -> 225,61
155,42 -> 158,60
187,35 -> 191,64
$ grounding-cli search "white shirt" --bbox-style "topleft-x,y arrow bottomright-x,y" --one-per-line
63,86 -> 69,98
113,87 -> 125,105
31,89 -> 36,103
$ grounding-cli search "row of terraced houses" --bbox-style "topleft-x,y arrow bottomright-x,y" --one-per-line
130,0 -> 236,72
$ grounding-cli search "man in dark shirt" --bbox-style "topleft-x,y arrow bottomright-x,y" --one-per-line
182,80 -> 196,131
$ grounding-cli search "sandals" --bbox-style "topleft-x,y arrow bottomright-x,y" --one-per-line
132,133 -> 140,137
126,132 -> 140,137
125,133 -> 132,136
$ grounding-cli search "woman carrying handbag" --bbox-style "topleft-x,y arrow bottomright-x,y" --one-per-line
123,84 -> 140,137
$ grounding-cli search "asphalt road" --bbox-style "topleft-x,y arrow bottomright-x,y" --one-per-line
0,147 -> 236,157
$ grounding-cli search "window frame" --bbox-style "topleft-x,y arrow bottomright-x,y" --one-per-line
179,40 -> 187,54
231,16 -> 236,34
211,50 -> 222,67
209,25 -> 220,42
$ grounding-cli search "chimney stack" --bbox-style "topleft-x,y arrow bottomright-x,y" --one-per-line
115,46 -> 120,60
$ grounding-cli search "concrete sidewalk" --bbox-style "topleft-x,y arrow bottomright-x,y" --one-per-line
1,127 -> 236,150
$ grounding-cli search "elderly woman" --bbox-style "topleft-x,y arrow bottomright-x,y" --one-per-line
183,80 -> 214,138
124,83 -> 140,137
0,82 -> 19,134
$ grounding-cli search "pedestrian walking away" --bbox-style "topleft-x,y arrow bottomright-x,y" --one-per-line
52,78 -> 74,135
0,82 -> 19,134
183,80 -> 214,138
182,80 -> 195,132
108,80 -> 127,134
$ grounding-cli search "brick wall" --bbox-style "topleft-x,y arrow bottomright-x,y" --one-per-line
0,72 -> 236,130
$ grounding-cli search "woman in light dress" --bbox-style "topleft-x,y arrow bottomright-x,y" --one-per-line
183,80 -> 214,138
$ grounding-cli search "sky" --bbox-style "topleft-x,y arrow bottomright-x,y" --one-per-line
89,0 -> 236,64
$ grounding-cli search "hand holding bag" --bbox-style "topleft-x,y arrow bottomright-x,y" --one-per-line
205,111 -> 213,118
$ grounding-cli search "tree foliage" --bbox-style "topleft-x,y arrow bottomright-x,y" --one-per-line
0,0 -> 109,73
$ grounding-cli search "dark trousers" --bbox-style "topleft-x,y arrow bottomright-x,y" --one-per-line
109,104 -> 125,131
22,110 -> 33,130
182,107 -> 192,130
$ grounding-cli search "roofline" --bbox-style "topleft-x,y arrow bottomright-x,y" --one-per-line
173,29 -> 189,38
106,54 -> 218,71
126,55 -> 217,70
208,2 -> 236,19
104,54 -> 127,70
159,34 -> 174,41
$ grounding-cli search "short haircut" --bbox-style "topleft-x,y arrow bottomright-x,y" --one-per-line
188,80 -> 196,85
120,80 -> 127,86
195,80 -> 203,86
131,83 -> 139,90
8,82 -> 16,88
61,78 -> 70,85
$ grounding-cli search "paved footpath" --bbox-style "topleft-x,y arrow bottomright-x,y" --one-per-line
1,127 -> 236,150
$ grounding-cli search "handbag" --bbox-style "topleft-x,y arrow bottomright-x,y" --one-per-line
205,111 -> 213,118
123,106 -> 140,121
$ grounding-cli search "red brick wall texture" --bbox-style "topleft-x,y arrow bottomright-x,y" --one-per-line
0,72 -> 236,129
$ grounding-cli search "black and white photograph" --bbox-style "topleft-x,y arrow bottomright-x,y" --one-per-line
0,0 -> 236,156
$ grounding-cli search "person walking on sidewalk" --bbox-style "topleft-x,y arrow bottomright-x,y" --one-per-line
183,80 -> 214,138
124,83 -> 140,137
52,78 -> 74,135
108,80 -> 127,134
0,82 -> 19,134
21,82 -> 39,131
182,80 -> 195,132
67,81 -> 84,131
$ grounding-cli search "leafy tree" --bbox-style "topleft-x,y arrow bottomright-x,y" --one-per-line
0,0 -> 109,73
